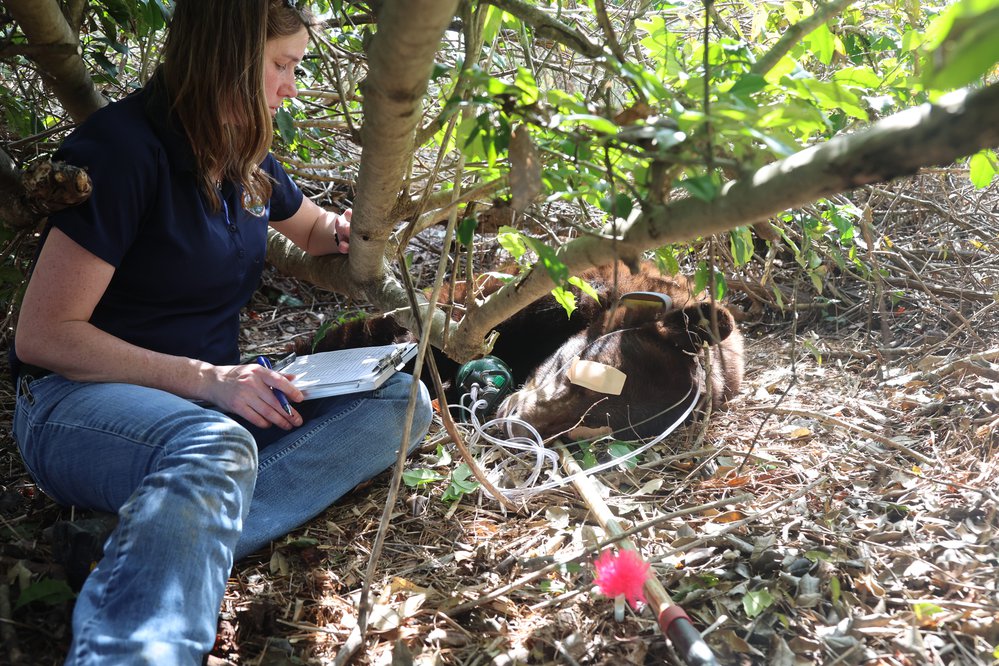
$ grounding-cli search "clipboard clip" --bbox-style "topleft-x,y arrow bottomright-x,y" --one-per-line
273,351 -> 297,372
373,346 -> 409,374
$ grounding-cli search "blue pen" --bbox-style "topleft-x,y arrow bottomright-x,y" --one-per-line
256,355 -> 293,416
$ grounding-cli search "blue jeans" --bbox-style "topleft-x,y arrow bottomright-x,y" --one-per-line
13,372 -> 432,666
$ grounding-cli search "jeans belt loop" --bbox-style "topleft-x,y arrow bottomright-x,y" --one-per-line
18,375 -> 35,406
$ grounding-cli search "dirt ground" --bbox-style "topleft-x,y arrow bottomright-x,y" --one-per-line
1,173 -> 997,665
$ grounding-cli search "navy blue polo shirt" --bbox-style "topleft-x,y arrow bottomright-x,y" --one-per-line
12,78 -> 304,378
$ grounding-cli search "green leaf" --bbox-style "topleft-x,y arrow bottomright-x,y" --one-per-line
694,261 -> 710,294
15,578 -> 76,609
522,236 -> 569,285
797,79 -> 868,121
745,127 -> 797,157
92,52 -> 120,78
728,73 -> 768,100
458,114 -> 486,157
679,174 -> 721,202
555,114 -> 620,135
514,67 -> 539,105
275,108 -> 298,144
568,275 -> 600,303
742,588 -> 775,618
430,62 -> 451,80
100,0 -> 134,24
457,216 -> 478,246
608,442 -> 637,468
924,6 -> 999,90
968,150 -> 997,188
832,66 -> 882,89
496,226 -> 528,261
730,226 -> 754,266
403,468 -> 445,487
576,441 -> 598,468
805,23 -> 836,65
311,319 -> 335,352
654,247 -> 680,275
693,262 -> 726,299
442,463 -> 480,502
552,285 -> 577,318
913,602 -> 945,621
599,192 -> 633,219
829,576 -> 841,604
713,273 -> 727,300
481,5 -> 505,48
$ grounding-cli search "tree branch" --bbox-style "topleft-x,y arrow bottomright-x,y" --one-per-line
751,0 -> 857,77
0,153 -> 93,230
4,0 -> 106,122
444,82 -> 999,362
592,0 -> 626,63
391,177 -> 505,226
481,0 -> 604,59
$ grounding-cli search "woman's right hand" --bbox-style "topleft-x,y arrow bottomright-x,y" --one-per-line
203,363 -> 304,430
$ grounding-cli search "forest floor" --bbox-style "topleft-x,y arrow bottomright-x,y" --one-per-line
1,173 -> 997,665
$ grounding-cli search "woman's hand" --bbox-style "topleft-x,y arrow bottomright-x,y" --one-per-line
204,363 -> 305,429
332,208 -> 350,253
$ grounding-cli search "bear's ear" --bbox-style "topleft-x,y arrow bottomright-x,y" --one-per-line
657,303 -> 735,352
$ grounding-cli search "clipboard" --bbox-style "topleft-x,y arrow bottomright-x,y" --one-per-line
279,342 -> 418,400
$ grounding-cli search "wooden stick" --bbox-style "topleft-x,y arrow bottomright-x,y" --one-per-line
556,443 -> 719,666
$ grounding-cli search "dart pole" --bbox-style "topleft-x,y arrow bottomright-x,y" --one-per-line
557,443 -> 719,666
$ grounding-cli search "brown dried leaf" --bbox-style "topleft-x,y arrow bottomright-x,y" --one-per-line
611,101 -> 653,126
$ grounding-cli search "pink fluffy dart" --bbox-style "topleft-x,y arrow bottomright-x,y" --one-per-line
593,549 -> 650,620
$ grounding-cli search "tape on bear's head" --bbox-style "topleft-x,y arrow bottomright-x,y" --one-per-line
566,357 -> 627,395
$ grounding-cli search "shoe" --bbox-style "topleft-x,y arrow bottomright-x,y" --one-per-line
45,513 -> 118,590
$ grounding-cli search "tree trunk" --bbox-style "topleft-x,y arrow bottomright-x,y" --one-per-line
349,0 -> 461,285
267,0 -> 461,316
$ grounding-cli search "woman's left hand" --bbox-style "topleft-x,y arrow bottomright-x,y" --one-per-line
332,208 -> 350,254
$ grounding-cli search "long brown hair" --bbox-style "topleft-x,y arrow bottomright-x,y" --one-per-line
161,0 -> 314,212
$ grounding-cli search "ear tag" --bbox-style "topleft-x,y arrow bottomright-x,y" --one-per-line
567,357 -> 627,395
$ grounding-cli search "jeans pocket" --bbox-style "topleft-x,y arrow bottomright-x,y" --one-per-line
13,375 -> 60,500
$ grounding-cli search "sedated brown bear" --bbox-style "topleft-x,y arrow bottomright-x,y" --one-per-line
296,261 -> 744,441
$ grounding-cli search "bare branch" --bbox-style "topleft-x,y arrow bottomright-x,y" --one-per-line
592,0 -> 626,63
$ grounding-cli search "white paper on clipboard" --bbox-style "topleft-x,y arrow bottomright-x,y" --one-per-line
282,342 -> 418,400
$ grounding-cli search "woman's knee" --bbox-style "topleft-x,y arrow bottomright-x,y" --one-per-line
164,410 -> 259,482
378,373 -> 433,441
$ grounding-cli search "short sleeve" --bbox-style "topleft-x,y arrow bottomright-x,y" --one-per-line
47,106 -> 159,268
262,154 -> 304,222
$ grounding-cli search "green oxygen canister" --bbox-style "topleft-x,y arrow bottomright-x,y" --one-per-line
455,355 -> 515,416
